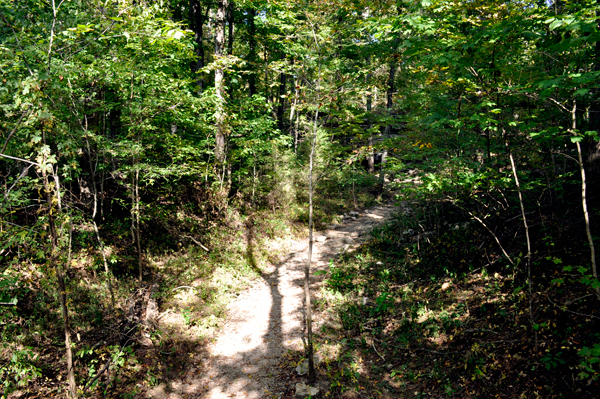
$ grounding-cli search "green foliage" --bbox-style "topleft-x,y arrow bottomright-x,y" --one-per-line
0,346 -> 41,396
578,344 -> 600,381
2,0 -> 600,396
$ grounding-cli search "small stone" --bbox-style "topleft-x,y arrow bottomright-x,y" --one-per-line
296,354 -> 322,375
315,236 -> 327,243
441,282 -> 452,291
349,211 -> 359,217
295,383 -> 319,398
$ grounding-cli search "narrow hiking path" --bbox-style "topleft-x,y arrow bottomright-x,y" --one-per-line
147,202 -> 397,399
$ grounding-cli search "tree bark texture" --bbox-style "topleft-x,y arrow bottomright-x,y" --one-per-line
42,166 -> 77,399
215,0 -> 228,163
190,0 -> 208,93
366,69 -> 374,173
277,71 -> 286,132
506,133 -> 537,350
305,105 -> 318,384
572,101 -> 598,297
248,8 -> 257,97
227,0 -> 234,56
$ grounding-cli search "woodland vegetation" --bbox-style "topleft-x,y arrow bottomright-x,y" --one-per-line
1,0 -> 600,397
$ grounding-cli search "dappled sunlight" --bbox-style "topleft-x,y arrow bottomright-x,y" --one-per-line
143,204 -> 397,399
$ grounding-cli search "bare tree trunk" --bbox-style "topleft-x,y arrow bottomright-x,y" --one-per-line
305,104 -> 318,384
247,8 -> 256,97
290,68 -> 299,137
366,67 -> 374,173
41,160 -> 77,398
571,101 -> 599,297
290,72 -> 300,155
83,122 -> 115,310
303,14 -> 323,384
190,0 -> 209,93
227,0 -> 234,56
379,60 -> 396,191
135,168 -> 142,287
277,71 -> 287,132
505,132 -> 537,350
294,112 -> 300,155
214,0 -> 228,163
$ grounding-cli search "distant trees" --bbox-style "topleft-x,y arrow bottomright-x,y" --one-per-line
1,0 -> 599,392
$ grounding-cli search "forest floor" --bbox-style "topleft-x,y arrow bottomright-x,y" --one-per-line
144,202 -> 397,399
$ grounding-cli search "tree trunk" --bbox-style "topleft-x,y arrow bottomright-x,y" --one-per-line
135,168 -> 142,287
366,68 -> 374,173
248,8 -> 256,97
227,0 -> 234,56
83,120 -> 115,310
305,102 -> 318,384
277,71 -> 286,132
303,15 -> 322,383
290,72 -> 300,151
380,60 -> 396,190
588,0 -> 600,166
294,110 -> 300,155
505,132 -> 537,350
571,100 -> 598,297
41,163 -> 77,398
190,0 -> 208,93
214,0 -> 228,163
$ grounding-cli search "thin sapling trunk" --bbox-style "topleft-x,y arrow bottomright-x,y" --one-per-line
303,13 -> 323,384
41,160 -> 77,398
505,132 -> 537,350
571,101 -> 599,297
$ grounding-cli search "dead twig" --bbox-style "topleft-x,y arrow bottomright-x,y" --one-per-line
372,341 -> 385,360
183,235 -> 210,252
547,296 -> 600,320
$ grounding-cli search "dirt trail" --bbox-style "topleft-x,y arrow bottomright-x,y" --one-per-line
147,203 -> 396,399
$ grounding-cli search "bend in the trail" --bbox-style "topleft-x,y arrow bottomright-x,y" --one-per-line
146,203 -> 396,399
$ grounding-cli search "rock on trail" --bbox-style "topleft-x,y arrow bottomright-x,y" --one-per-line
146,203 -> 396,399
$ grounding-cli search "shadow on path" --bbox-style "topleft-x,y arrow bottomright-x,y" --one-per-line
145,204 -> 396,399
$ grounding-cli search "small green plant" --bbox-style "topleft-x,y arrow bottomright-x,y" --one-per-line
578,344 -> 600,380
540,351 -> 565,370
339,303 -> 361,330
372,292 -> 394,315
0,347 -> 41,394
182,308 -> 193,326
146,369 -> 160,387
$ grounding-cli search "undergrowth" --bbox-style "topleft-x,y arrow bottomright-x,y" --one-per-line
0,160 -> 379,398
312,164 -> 600,399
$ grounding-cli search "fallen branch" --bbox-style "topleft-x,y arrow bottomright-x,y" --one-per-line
565,293 -> 595,306
170,286 -> 199,292
183,235 -> 210,252
547,296 -> 600,320
410,348 -> 467,355
84,330 -> 136,391
0,303 -> 17,307
450,199 -> 515,267
372,341 -> 385,360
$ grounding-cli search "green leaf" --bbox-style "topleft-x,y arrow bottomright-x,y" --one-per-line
549,19 -> 563,30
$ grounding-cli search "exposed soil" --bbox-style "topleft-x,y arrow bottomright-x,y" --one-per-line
146,203 -> 396,399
